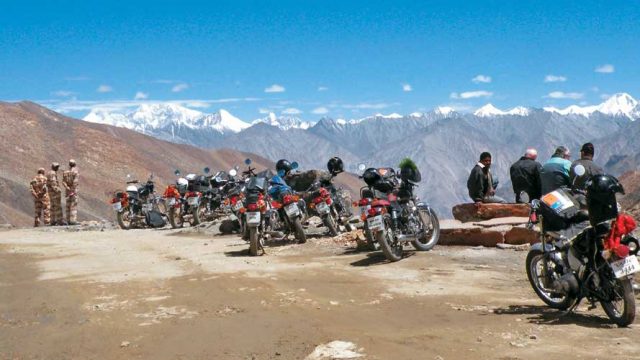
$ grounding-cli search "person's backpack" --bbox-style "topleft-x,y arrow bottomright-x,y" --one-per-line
145,210 -> 166,228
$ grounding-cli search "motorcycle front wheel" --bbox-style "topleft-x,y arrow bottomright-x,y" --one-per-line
169,207 -> 184,228
116,209 -> 132,230
411,208 -> 440,251
376,215 -> 402,262
601,277 -> 636,327
525,249 -> 576,310
190,204 -> 202,226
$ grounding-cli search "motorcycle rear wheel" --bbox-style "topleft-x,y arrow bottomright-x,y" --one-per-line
190,204 -> 201,226
377,216 -> 402,262
292,217 -> 307,244
169,207 -> 184,228
601,277 -> 636,327
411,208 -> 440,251
363,222 -> 379,251
323,214 -> 339,237
116,209 -> 132,230
248,227 -> 262,256
525,249 -> 576,310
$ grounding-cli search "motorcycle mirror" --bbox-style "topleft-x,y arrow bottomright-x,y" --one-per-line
291,161 -> 299,170
229,169 -> 238,177
203,167 -> 210,174
174,169 -> 181,176
574,164 -> 586,177
244,158 -> 252,165
126,174 -> 131,179
357,163 -> 366,172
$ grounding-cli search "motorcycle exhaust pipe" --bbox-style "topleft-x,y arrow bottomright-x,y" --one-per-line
396,234 -> 417,242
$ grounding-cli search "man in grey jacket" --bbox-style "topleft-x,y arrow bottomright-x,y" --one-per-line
570,142 -> 604,190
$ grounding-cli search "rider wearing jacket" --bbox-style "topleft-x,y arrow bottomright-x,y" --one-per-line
540,146 -> 572,195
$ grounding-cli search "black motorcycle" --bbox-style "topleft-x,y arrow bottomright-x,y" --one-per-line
111,174 -> 165,229
525,165 -> 639,327
360,164 -> 440,262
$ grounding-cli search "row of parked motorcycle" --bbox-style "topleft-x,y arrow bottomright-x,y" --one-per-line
108,157 -> 441,262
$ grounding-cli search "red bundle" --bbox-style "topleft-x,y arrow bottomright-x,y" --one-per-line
605,214 -> 637,258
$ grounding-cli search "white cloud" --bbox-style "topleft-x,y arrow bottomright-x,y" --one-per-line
265,84 -> 286,93
402,84 -> 413,92
545,91 -> 584,99
258,108 -> 272,114
544,75 -> 567,83
595,64 -> 615,73
471,75 -> 492,84
97,85 -> 113,93
172,83 -> 189,92
317,86 -> 329,91
311,106 -> 329,115
282,107 -> 302,115
42,98 -> 260,114
450,91 -> 493,99
134,91 -> 148,100
600,93 -> 612,100
52,90 -> 75,97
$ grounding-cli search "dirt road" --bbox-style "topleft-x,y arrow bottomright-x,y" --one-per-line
1,227 -> 639,359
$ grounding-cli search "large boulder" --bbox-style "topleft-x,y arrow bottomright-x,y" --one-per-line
504,226 -> 539,245
452,203 -> 530,223
439,220 -> 509,247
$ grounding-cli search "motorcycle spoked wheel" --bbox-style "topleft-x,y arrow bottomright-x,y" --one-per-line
190,204 -> 202,226
525,249 -> 576,310
363,222 -> 379,251
168,207 -> 184,228
376,215 -> 403,262
291,216 -> 307,244
600,276 -> 636,327
411,208 -> 440,251
248,226 -> 264,256
116,208 -> 133,230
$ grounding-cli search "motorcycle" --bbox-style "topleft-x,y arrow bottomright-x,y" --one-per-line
110,174 -> 165,229
243,160 -> 270,255
304,180 -> 341,236
268,163 -> 307,244
525,165 -> 639,327
359,163 -> 440,262
164,170 -> 203,228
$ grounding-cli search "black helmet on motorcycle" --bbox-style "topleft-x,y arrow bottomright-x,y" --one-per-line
276,159 -> 292,175
586,174 -> 624,226
327,157 -> 344,175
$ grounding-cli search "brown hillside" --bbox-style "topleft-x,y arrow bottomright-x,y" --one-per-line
0,101 -> 274,226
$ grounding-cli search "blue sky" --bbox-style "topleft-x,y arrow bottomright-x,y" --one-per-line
1,0 -> 638,121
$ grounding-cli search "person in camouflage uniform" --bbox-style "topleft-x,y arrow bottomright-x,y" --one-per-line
62,159 -> 79,225
46,162 -> 63,225
30,168 -> 50,227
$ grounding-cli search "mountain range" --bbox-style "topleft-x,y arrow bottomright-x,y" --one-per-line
78,93 -> 640,217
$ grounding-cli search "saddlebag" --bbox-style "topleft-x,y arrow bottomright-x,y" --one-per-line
539,188 -> 580,232
145,210 -> 166,228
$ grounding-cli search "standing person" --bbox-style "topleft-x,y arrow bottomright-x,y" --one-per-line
30,168 -> 50,227
467,152 -> 506,204
570,142 -> 604,191
46,162 -> 63,225
62,159 -> 79,225
540,146 -> 572,194
509,148 -> 542,203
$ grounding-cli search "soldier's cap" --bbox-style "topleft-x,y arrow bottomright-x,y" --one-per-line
69,159 -> 76,165
37,168 -> 45,174
51,162 -> 60,168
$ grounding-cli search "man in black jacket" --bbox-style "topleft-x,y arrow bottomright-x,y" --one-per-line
570,142 -> 604,191
467,152 -> 506,204
510,148 -> 542,203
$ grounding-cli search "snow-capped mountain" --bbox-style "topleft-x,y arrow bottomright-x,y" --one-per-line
251,112 -> 310,130
473,104 -> 530,117
544,93 -> 639,119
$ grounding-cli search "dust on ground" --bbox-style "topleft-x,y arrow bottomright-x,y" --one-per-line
1,226 -> 639,359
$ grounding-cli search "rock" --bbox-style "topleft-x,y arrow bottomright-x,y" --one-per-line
120,341 -> 130,348
440,227 -> 505,247
504,226 -> 539,245
496,243 -> 530,251
452,203 -> 530,222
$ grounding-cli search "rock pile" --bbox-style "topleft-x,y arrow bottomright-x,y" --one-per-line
441,203 -> 539,247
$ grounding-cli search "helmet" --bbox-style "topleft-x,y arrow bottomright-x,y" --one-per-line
327,157 -> 344,174
37,168 -> 45,174
177,178 -> 188,187
69,159 -> 76,167
51,162 -> 60,170
276,159 -> 292,175
586,174 -> 624,225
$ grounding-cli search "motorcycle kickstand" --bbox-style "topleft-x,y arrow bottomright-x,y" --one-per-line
560,297 -> 583,316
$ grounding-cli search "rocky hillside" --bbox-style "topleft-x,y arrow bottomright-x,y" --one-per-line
0,102 -> 274,226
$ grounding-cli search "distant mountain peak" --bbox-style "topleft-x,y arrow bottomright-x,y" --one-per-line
544,93 -> 638,119
474,103 -> 504,117
251,113 -> 310,130
435,106 -> 455,116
